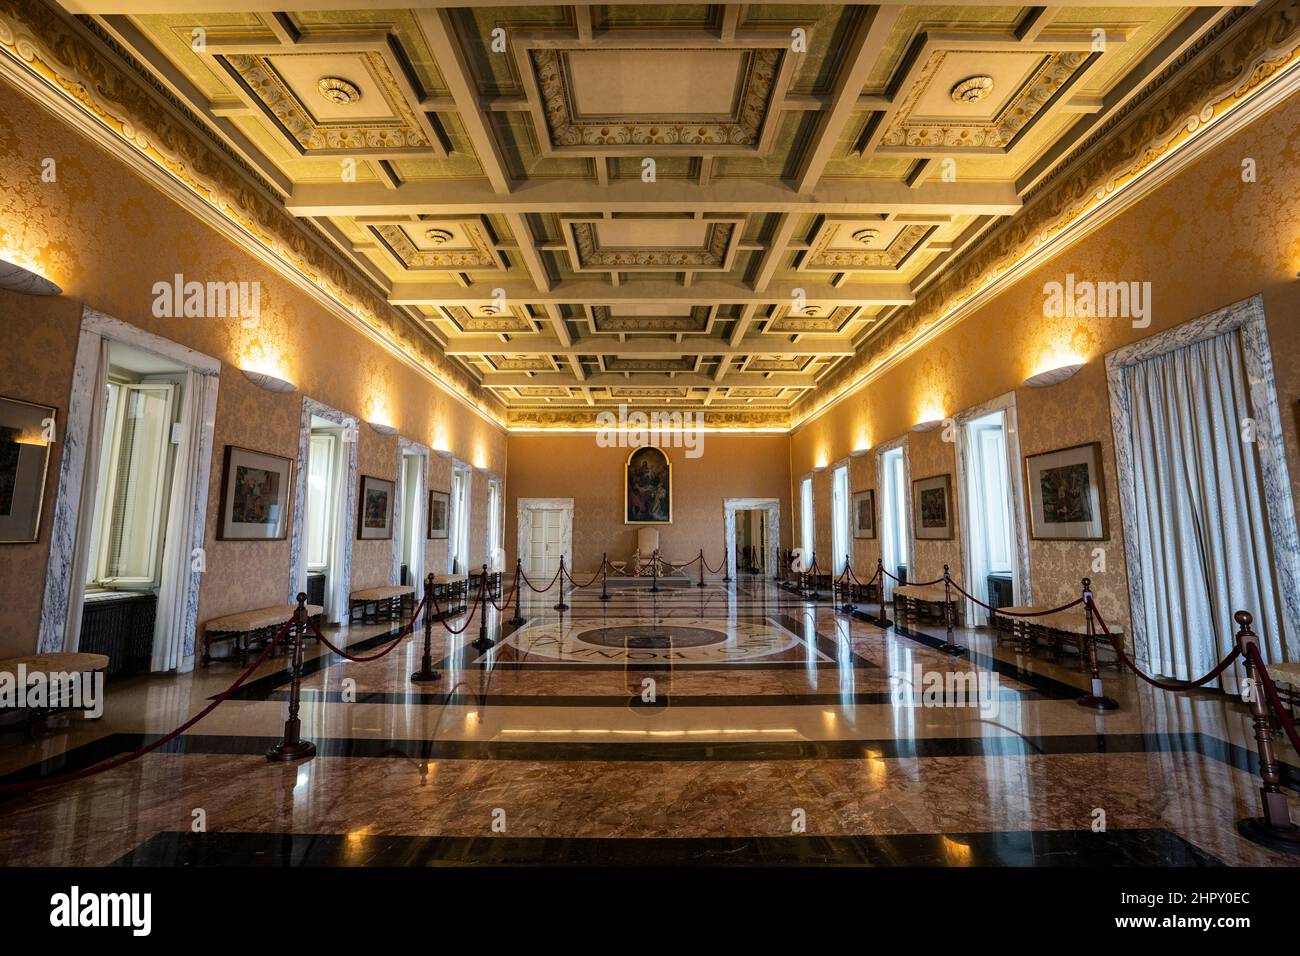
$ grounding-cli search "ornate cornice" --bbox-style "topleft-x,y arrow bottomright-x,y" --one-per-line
0,0 -> 504,427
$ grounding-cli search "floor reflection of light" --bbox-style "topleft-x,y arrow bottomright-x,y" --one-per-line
500,727 -> 799,736
942,836 -> 972,866
864,748 -> 887,786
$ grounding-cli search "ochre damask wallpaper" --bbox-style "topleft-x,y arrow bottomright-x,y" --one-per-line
792,92 -> 1300,631
0,80 -> 506,658
505,435 -> 792,573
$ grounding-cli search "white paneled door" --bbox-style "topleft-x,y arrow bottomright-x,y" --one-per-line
527,508 -> 566,580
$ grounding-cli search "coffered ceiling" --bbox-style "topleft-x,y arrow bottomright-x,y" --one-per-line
68,1 -> 1240,426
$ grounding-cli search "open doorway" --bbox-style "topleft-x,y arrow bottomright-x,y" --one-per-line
724,498 -> 780,580
956,399 -> 1029,626
876,438 -> 911,597
290,398 -> 357,626
393,439 -> 429,587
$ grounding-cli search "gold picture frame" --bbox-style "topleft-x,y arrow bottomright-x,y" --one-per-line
624,445 -> 672,524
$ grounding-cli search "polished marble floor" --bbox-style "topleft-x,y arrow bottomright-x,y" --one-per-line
1,577 -> 1297,867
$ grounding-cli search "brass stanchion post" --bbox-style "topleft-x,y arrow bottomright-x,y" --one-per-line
697,549 -> 706,588
939,564 -> 965,656
411,573 -> 441,683
599,552 -> 611,602
650,549 -> 661,594
267,593 -> 317,762
722,547 -> 732,584
472,567 -> 495,651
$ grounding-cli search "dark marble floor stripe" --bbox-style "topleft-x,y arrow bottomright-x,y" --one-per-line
110,827 -> 1223,867
5,730 -> 1296,787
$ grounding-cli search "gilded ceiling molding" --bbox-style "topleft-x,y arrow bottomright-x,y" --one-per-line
374,224 -> 503,271
508,407 -> 791,430
794,0 -> 1300,429
800,223 -> 933,271
880,51 -> 1089,151
591,305 -> 710,333
0,0 -> 503,426
531,47 -> 781,149
568,220 -> 737,270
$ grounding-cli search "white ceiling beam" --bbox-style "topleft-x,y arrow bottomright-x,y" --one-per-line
388,279 -> 915,308
447,336 -> 854,356
286,178 -> 1022,217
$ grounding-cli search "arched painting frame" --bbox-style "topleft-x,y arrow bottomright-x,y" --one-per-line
625,446 -> 672,524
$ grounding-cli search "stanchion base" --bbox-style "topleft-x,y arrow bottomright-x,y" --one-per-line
722,577 -> 733,584
807,592 -> 822,601
940,643 -> 966,657
507,615 -> 527,625
1076,693 -> 1119,711
471,637 -> 495,651
648,588 -> 660,594
553,602 -> 570,611
410,669 -> 441,683
266,739 -> 316,762
840,604 -> 855,615
598,594 -> 611,602
1236,817 -> 1300,854
696,582 -> 706,588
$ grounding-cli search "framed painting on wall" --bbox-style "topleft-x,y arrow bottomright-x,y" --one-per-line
427,490 -> 449,540
218,445 -> 292,540
0,396 -> 55,544
852,489 -> 875,539
625,445 -> 671,524
912,473 -> 953,540
1025,441 -> 1108,540
358,475 -> 395,540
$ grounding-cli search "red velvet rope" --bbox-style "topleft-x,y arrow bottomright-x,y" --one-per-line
1246,644 -> 1300,755
563,560 -> 608,589
520,565 -> 562,593
880,566 -> 945,587
943,577 -> 1084,617
306,592 -> 426,663
486,570 -> 519,612
702,554 -> 725,575
0,617 -> 294,795
1089,600 -> 1240,691
428,579 -> 485,634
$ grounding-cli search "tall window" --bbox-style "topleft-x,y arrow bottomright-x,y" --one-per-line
449,463 -> 472,573
305,432 -> 337,572
879,447 -> 908,592
85,380 -> 177,588
486,475 -> 503,569
831,464 -> 850,574
963,413 -> 1013,612
799,476 -> 814,570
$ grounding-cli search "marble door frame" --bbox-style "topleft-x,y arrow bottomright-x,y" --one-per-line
39,307 -> 220,655
1105,293 -> 1300,660
288,397 -> 359,620
723,498 -> 781,581
392,437 -> 430,587
516,497 -> 573,578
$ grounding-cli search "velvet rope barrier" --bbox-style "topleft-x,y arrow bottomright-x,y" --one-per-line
520,564 -> 563,594
306,593 -> 427,663
943,576 -> 1085,617
879,565 -> 946,588
0,618 -> 294,796
1088,600 -> 1240,691
563,559 -> 608,589
429,582 -> 486,635
486,570 -> 520,612
702,553 -> 726,575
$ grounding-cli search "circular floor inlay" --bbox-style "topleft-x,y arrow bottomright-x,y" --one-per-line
578,625 -> 726,650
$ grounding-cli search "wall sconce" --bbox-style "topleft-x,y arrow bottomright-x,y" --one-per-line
433,448 -> 454,459
368,421 -> 397,436
849,446 -> 871,458
811,465 -> 827,474
1023,361 -> 1085,388
241,368 -> 296,393
0,258 -> 61,296
912,418 -> 944,433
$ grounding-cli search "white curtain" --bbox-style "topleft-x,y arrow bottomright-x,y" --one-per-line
152,370 -> 216,672
62,337 -> 113,652
1124,329 -> 1291,688
324,435 -> 352,624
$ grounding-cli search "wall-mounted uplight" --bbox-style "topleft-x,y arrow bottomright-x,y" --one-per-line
912,418 -> 944,433
849,446 -> 871,458
433,448 -> 454,460
241,368 -> 296,393
0,257 -> 61,296
368,421 -> 397,436
1023,361 -> 1085,388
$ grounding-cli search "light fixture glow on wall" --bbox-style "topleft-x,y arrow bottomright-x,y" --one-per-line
368,421 -> 397,436
241,368 -> 296,393
912,418 -> 944,433
0,257 -> 61,296
1023,361 -> 1085,388
850,447 -> 871,458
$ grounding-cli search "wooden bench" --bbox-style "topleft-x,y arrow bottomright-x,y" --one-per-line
1267,662 -> 1300,720
348,585 -> 415,624
429,574 -> 468,617
893,584 -> 960,624
0,652 -> 110,731
994,606 -> 1124,669
203,604 -> 323,666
